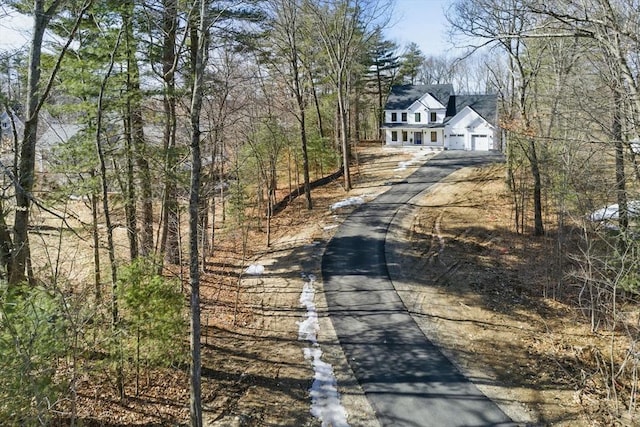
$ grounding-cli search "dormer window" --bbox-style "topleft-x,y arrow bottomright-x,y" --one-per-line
430,112 -> 437,122
391,112 -> 397,122
401,112 -> 407,122
415,113 -> 421,122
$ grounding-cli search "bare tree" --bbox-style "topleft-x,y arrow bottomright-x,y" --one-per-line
94,23 -> 126,398
305,0 -> 391,191
448,0 -> 545,235
266,0 -> 313,208
158,0 -> 182,266
528,0 -> 640,235
187,0 -> 208,423
7,0 -> 93,284
122,0 -> 154,257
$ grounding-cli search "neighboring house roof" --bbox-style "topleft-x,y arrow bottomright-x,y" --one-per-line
39,123 -> 83,149
1,110 -> 24,138
449,95 -> 497,126
385,84 -> 454,110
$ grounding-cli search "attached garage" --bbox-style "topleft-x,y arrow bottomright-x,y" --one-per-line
471,134 -> 490,151
448,134 -> 465,150
382,86 -> 498,150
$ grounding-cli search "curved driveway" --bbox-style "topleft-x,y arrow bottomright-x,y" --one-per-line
321,151 -> 514,427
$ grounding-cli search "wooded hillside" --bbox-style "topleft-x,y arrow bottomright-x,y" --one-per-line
1,0 -> 640,425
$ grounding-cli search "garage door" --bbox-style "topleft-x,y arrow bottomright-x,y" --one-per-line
471,134 -> 489,151
448,134 -> 465,150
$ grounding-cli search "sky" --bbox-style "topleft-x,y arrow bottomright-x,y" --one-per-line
0,1 -> 454,54
384,0 -> 454,57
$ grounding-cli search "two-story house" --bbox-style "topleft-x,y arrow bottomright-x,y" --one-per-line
381,84 -> 498,151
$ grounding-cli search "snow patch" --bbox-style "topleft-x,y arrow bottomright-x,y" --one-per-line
298,281 -> 319,342
394,151 -> 430,171
304,347 -> 349,427
589,200 -> 640,222
298,274 -> 349,427
244,264 -> 264,275
395,160 -> 412,171
330,196 -> 364,211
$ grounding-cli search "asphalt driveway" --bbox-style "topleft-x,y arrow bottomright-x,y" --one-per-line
321,151 -> 515,427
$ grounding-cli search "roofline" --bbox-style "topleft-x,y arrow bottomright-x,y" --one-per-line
381,123 -> 446,129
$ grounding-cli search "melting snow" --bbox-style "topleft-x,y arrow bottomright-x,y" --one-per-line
589,200 -> 640,222
244,264 -> 264,275
305,347 -> 349,426
394,151 -> 430,171
298,273 -> 349,427
330,196 -> 364,211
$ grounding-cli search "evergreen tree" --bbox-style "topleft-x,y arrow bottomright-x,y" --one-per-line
363,28 -> 399,139
397,42 -> 424,85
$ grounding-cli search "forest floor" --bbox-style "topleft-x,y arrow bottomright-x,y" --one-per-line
67,143 -> 637,426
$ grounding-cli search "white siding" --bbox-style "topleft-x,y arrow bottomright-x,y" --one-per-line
444,107 -> 494,151
448,134 -> 465,150
471,135 -> 490,151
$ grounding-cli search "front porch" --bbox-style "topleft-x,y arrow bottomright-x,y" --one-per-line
384,127 -> 445,148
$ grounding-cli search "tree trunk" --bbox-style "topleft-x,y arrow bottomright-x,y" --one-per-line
376,64 -> 384,141
529,138 -> 544,236
91,188 -> 101,301
95,28 -> 124,324
10,0 -> 90,283
10,1 -> 49,284
188,0 -> 207,424
307,67 -> 325,139
160,0 -> 180,265
293,58 -> 312,209
337,78 -> 351,190
123,100 -> 139,260
613,90 -> 628,233
123,2 -> 154,256
0,206 -> 13,279
95,25 -> 125,399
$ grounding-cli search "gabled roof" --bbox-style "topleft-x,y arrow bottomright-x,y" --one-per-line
39,123 -> 83,149
384,85 -> 498,129
449,94 -> 497,126
383,123 -> 444,129
385,84 -> 454,110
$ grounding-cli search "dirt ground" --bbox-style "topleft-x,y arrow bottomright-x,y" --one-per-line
387,161 -> 639,426
198,143 -> 616,427
198,145 -> 432,426
62,144 -> 636,425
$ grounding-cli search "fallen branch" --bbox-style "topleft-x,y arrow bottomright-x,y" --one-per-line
272,168 -> 344,215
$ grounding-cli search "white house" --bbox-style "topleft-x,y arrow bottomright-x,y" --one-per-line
381,84 -> 498,151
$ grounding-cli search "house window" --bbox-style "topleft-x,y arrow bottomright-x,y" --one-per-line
415,112 -> 421,122
431,131 -> 437,142
401,112 -> 407,122
430,112 -> 437,122
402,131 -> 408,142
391,112 -> 397,122
391,131 -> 398,142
